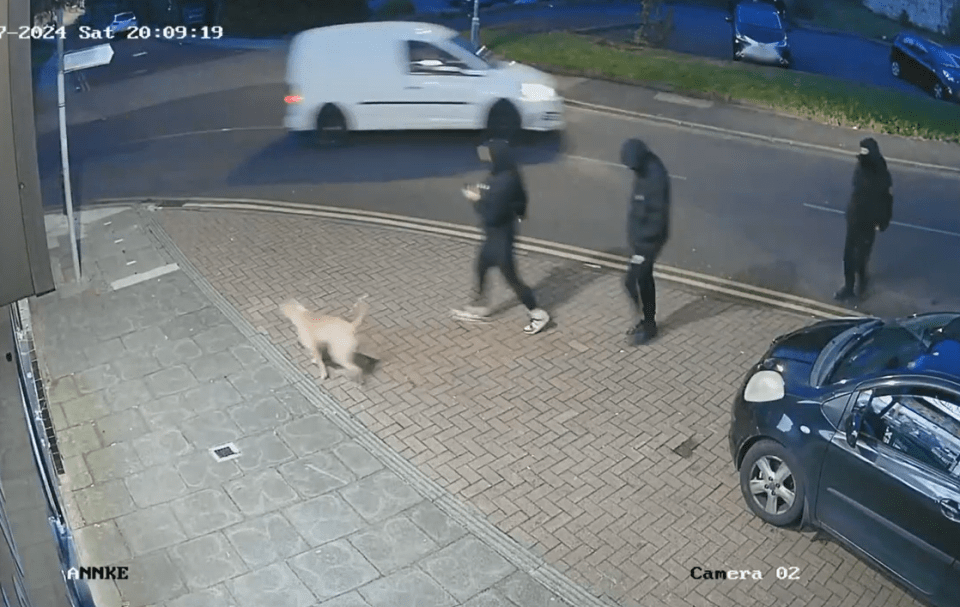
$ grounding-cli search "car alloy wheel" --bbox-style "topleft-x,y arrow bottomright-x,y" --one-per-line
933,82 -> 945,100
739,440 -> 805,526
890,60 -> 901,78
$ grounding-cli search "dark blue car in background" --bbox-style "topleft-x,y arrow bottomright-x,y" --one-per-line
730,312 -> 960,607
890,32 -> 960,102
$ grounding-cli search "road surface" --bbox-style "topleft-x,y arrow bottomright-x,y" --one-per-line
36,79 -> 960,318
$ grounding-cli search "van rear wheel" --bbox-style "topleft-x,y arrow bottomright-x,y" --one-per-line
486,101 -> 521,142
315,105 -> 348,147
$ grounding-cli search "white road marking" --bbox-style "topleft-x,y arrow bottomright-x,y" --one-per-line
564,154 -> 687,180
566,101 -> 960,175
132,51 -> 147,57
125,126 -> 285,144
110,263 -> 180,291
654,92 -> 714,109
803,203 -> 960,238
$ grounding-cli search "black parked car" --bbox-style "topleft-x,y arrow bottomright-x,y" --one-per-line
730,313 -> 960,607
890,32 -> 960,102
726,0 -> 791,68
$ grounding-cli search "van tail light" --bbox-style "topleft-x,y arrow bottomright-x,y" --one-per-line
284,86 -> 302,104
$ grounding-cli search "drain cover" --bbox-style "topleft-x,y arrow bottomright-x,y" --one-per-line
210,443 -> 241,462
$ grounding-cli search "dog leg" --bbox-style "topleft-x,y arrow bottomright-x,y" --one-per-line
310,346 -> 329,380
329,343 -> 363,384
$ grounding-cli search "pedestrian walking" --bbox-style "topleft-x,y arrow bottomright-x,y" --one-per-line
452,139 -> 550,335
621,138 -> 670,346
834,137 -> 893,302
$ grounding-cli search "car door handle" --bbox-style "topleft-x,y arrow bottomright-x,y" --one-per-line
941,499 -> 960,522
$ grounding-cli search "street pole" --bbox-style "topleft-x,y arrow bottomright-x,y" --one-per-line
471,0 -> 480,47
56,5 -> 81,282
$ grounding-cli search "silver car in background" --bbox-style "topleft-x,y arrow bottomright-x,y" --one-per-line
726,1 -> 792,68
106,12 -> 138,38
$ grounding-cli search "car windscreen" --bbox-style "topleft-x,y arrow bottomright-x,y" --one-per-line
737,6 -> 781,29
116,12 -> 134,20
829,325 -> 927,384
447,35 -> 492,68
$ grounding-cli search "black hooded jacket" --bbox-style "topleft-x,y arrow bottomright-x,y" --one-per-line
473,140 -> 528,234
622,139 -> 670,260
847,138 -> 893,231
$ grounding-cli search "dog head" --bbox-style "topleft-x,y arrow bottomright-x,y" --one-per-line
279,299 -> 308,321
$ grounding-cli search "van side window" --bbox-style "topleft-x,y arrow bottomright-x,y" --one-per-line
407,41 -> 468,73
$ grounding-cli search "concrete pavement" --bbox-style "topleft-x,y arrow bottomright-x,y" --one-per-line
29,201 -> 927,607
31,206 -> 590,607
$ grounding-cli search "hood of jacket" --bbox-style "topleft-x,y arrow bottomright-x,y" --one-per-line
620,138 -> 651,173
482,139 -> 517,175
858,137 -> 887,171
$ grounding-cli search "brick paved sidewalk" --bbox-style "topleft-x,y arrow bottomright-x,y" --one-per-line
31,207 -> 587,607
151,207 -> 923,607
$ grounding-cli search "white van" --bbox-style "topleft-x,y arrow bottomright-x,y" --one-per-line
283,21 -> 565,143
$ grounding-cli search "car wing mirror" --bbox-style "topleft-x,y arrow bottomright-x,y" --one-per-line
845,407 -> 865,447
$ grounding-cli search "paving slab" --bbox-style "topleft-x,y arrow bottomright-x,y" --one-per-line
25,205 -> 924,607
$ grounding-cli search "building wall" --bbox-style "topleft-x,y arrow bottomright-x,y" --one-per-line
0,306 -> 81,607
863,0 -> 959,34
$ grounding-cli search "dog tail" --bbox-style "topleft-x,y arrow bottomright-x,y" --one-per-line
351,295 -> 370,329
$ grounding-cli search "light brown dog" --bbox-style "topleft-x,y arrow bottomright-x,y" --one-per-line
279,296 -> 369,383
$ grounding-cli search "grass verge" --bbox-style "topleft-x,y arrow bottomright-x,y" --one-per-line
483,30 -> 960,142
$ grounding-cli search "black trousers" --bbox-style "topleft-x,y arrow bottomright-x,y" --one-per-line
843,223 -> 877,291
625,258 -> 656,323
475,232 -> 537,310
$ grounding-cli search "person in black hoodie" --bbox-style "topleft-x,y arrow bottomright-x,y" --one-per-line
455,139 -> 550,335
834,137 -> 893,302
621,138 -> 670,346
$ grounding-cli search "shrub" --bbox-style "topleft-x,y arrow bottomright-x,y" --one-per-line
223,0 -> 371,36
377,0 -> 416,19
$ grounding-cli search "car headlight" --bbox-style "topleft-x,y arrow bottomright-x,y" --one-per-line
520,83 -> 556,101
743,370 -> 785,403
